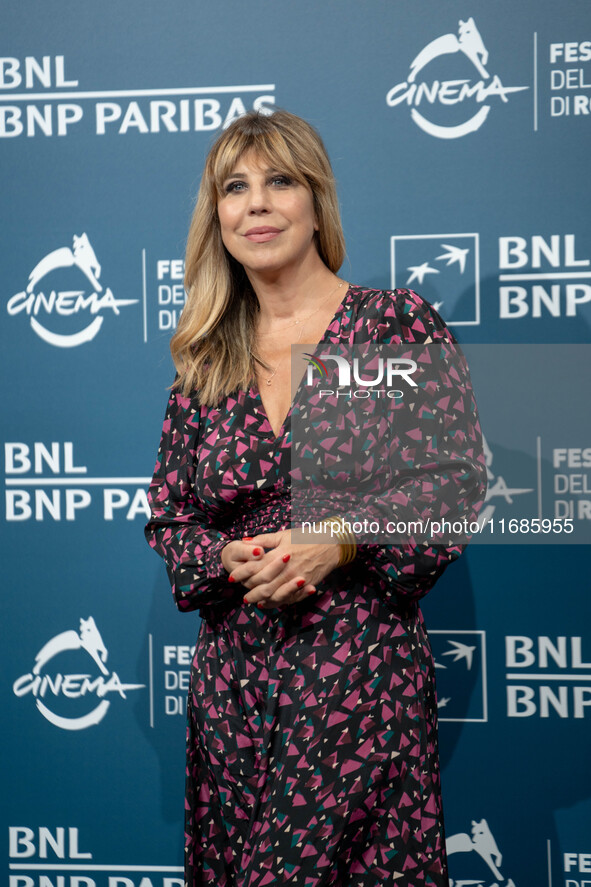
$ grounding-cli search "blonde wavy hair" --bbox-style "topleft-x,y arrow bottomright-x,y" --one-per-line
171,109 -> 346,403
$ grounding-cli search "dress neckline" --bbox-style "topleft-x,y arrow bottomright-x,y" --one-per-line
252,284 -> 355,444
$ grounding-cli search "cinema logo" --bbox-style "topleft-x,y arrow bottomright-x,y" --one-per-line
386,17 -> 528,139
4,441 -> 150,522
506,635 -> 591,719
447,817 -> 516,887
6,234 -> 137,346
478,435 -> 533,531
13,618 -> 144,730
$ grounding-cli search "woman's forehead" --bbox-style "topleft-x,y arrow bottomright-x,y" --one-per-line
215,142 -> 303,185
224,149 -> 278,176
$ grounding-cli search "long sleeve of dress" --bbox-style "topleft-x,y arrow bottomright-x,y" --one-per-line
144,390 -> 235,612
353,292 -> 487,601
294,289 -> 487,604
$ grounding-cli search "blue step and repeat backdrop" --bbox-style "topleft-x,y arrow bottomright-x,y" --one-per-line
3,2 -> 591,886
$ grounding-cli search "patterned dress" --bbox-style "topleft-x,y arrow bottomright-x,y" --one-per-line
145,286 -> 486,887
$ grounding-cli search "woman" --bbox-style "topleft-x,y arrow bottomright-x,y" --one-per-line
145,109 -> 486,886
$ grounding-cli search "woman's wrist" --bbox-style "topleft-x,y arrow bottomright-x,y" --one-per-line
326,516 -> 357,567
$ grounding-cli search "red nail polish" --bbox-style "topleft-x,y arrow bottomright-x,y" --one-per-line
307,589 -> 316,595
243,596 -> 249,604
243,536 -> 253,541
282,554 -> 291,563
297,579 -> 305,588
257,602 -> 265,609
252,547 -> 262,556
228,575 -> 235,583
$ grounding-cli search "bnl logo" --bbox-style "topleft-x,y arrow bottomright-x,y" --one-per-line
430,630 -> 488,722
391,233 -> 480,325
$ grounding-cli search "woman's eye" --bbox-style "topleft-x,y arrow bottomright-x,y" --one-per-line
223,175 -> 292,193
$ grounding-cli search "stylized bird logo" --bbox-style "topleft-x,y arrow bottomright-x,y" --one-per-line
442,640 -> 477,670
437,697 -> 451,709
435,244 -> 470,274
406,262 -> 439,285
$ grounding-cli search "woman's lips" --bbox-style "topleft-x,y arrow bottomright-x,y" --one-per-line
244,227 -> 282,243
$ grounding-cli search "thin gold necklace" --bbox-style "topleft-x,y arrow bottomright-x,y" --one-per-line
257,279 -> 345,386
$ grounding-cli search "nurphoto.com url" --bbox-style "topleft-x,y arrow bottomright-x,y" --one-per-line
299,516 -> 575,543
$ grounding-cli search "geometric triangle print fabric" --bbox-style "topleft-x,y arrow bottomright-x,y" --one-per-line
146,286 -> 487,885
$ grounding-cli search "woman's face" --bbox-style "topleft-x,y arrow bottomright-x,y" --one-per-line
216,150 -> 320,277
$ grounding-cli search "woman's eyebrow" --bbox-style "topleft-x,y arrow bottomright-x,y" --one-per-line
224,167 -> 285,179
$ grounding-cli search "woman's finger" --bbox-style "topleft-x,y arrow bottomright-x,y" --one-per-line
278,585 -> 316,608
267,585 -> 317,610
242,566 -> 297,601
223,539 -> 269,574
229,549 -> 272,585
241,552 -> 292,589
245,576 -> 312,607
245,531 -> 282,548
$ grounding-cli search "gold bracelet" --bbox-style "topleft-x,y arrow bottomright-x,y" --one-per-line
326,516 -> 357,567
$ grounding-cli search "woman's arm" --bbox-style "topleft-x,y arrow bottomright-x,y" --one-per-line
145,389 -> 237,611
292,289 -> 488,603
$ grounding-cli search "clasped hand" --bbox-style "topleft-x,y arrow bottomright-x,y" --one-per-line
220,528 -> 341,609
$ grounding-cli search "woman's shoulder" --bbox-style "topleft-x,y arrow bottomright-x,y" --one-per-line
346,285 -> 453,343
162,383 -> 207,430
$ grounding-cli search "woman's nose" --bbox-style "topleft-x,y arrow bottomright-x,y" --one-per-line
247,182 -> 269,214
